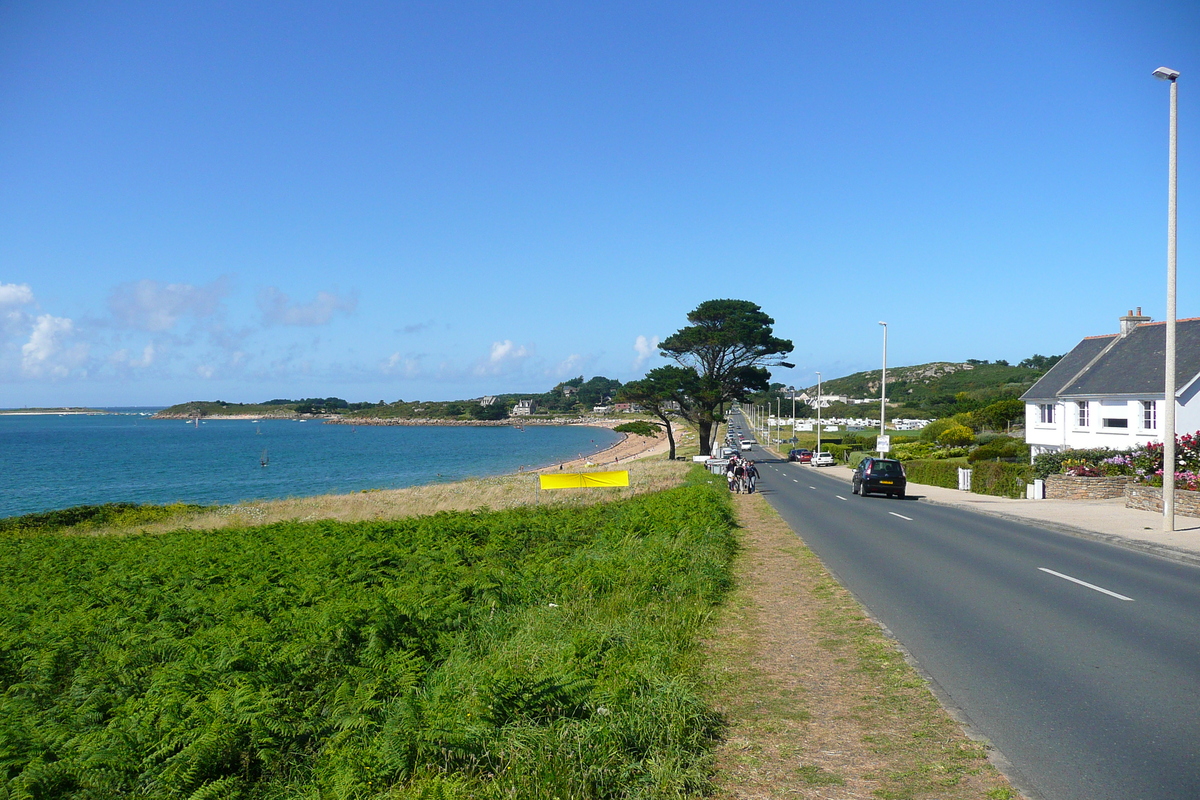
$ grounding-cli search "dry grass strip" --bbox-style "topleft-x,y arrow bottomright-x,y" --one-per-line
707,492 -> 1019,800
82,456 -> 694,536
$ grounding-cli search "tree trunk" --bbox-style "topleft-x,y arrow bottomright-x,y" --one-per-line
665,419 -> 676,460
698,419 -> 714,456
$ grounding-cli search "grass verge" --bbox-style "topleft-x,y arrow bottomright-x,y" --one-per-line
707,493 -> 1018,799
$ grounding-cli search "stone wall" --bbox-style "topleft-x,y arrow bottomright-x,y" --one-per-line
1124,483 -> 1200,516
1044,474 -> 1130,500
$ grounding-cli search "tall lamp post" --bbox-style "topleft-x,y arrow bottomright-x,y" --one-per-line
816,372 -> 823,456
789,386 -> 796,446
1155,66 -> 1180,532
878,322 -> 888,448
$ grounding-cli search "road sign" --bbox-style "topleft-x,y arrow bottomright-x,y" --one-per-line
877,435 -> 891,454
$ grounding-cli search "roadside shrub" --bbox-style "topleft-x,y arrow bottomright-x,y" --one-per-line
848,451 -> 870,468
1031,447 -> 1126,480
890,442 -> 939,462
970,461 -> 1034,498
613,420 -> 661,437
919,419 -> 954,443
936,423 -> 975,447
902,458 -> 967,490
824,444 -> 851,461
967,436 -> 1030,463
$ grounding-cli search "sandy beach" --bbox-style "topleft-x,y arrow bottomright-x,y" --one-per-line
534,426 -> 675,472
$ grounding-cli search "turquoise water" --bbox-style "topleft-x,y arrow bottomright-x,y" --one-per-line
0,411 -> 622,518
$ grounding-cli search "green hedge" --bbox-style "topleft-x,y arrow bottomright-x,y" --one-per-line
848,451 -> 870,468
824,443 -> 852,461
902,458 -> 967,490
970,461 -> 1034,498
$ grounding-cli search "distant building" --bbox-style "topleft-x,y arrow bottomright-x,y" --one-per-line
593,405 -> 611,414
478,396 -> 496,407
561,385 -> 578,397
511,399 -> 537,416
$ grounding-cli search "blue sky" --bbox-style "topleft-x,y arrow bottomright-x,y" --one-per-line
1,1 -> 1196,407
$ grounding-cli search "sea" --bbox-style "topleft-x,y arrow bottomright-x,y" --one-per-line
0,409 -> 623,519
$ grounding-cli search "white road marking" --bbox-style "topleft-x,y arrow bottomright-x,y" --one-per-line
793,479 -> 799,483
1038,568 -> 1134,602
889,512 -> 913,521
809,486 -> 816,489
836,495 -> 847,501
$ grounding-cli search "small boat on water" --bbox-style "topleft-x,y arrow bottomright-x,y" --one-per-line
260,449 -> 269,467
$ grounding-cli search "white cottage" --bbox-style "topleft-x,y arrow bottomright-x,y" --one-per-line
1022,308 -> 1200,456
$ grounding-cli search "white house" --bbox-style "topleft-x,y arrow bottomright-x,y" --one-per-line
1022,308 -> 1200,456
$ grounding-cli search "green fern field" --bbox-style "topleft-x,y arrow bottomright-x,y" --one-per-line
0,481 -> 737,799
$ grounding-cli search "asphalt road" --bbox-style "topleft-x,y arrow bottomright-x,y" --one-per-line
737,439 -> 1200,800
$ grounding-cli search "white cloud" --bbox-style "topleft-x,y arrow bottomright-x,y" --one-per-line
0,283 -> 34,307
110,343 -> 156,369
196,364 -> 215,379
21,314 -> 88,377
258,287 -> 357,326
474,339 -> 531,376
382,352 -> 422,377
108,278 -> 229,332
633,334 -> 660,370
556,354 -> 583,375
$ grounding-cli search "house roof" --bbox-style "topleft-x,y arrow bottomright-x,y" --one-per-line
1022,318 -> 1200,401
1021,334 -> 1116,401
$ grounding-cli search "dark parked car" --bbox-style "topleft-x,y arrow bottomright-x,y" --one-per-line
852,457 -> 907,498
788,448 -> 812,463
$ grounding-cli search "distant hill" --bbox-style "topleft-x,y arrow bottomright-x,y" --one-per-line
807,362 -> 1040,399
794,360 -> 1056,418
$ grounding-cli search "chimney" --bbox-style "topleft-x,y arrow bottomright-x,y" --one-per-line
1119,306 -> 1151,336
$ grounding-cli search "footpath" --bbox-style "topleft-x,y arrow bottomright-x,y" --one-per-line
801,461 -> 1200,567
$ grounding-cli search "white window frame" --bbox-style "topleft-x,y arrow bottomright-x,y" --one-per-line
1142,400 -> 1158,431
1039,403 -> 1055,424
1076,401 -> 1089,428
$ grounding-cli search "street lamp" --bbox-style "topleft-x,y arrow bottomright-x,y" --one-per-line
816,372 -> 823,457
1154,66 -> 1180,531
789,386 -> 796,446
879,322 -> 888,448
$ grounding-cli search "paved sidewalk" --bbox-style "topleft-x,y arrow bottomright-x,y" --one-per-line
793,462 -> 1200,567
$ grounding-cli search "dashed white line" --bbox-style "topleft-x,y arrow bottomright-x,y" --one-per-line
889,512 -> 913,521
1038,568 -> 1134,601
836,495 -> 847,501
809,486 -> 816,489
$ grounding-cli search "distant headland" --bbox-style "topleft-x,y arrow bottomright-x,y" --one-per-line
0,407 -> 107,416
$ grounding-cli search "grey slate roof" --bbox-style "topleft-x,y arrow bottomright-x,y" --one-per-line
1021,335 -> 1115,401
1021,318 -> 1200,401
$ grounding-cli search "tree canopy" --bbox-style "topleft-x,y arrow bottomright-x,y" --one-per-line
659,299 -> 793,454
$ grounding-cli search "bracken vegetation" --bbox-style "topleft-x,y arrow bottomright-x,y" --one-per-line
0,477 -> 736,799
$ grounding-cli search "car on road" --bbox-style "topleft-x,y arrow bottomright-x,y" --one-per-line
811,452 -> 836,467
851,457 -> 907,498
788,448 -> 812,463
740,441 -> 753,450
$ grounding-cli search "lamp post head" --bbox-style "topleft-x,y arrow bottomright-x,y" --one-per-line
878,321 -> 887,326
1153,67 -> 1180,81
